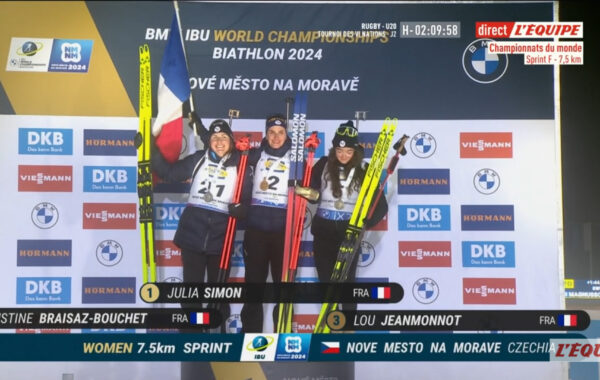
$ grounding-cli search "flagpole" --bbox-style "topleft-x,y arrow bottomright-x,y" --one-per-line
173,0 -> 198,136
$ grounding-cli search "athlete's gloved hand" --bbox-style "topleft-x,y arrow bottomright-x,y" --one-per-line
294,186 -> 320,202
228,203 -> 248,219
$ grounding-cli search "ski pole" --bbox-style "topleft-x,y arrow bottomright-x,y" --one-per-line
217,134 -> 251,283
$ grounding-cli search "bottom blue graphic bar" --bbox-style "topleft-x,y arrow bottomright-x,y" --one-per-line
0,333 -> 586,361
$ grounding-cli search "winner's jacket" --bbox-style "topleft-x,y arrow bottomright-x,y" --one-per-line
309,156 -> 388,240
152,148 -> 252,255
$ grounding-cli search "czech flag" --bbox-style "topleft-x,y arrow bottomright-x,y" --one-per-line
190,312 -> 210,325
371,286 -> 391,299
558,314 -> 577,327
321,341 -> 340,354
152,14 -> 190,163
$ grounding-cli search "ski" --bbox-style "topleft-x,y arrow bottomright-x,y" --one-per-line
136,44 -> 156,283
277,93 -> 308,332
313,117 -> 398,333
277,131 -> 320,333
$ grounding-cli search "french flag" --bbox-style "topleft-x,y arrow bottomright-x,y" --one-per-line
152,14 -> 190,163
558,314 -> 577,327
190,312 -> 210,325
321,341 -> 340,354
372,286 -> 391,299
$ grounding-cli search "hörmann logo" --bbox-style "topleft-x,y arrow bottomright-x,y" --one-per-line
155,240 -> 182,266
460,132 -> 513,158
16,277 -> 71,304
398,205 -> 451,231
83,129 -> 136,156
18,165 -> 72,192
81,277 -> 136,304
358,132 -> 380,159
18,128 -> 73,155
463,278 -> 516,304
462,241 -> 515,268
82,203 -> 137,230
17,239 -> 72,267
461,205 -> 514,231
397,168 -> 450,195
398,241 -> 451,267
83,166 -> 137,193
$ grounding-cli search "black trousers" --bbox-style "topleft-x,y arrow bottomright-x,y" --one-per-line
181,248 -> 230,333
313,234 -> 359,312
240,228 -> 285,332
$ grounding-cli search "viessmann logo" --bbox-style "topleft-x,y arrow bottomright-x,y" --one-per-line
155,240 -> 182,266
398,241 -> 451,267
82,203 -> 137,230
18,165 -> 72,192
463,278 -> 516,304
460,132 -> 512,158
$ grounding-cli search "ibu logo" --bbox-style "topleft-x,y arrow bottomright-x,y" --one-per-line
17,277 -> 71,304
154,204 -> 185,230
84,166 -> 136,192
19,128 -> 72,155
462,241 -> 515,267
398,205 -> 451,231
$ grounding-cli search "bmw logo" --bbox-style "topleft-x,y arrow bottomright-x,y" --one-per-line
96,240 -> 123,266
358,240 -> 375,267
462,39 -> 508,84
31,202 -> 59,229
163,276 -> 183,283
226,314 -> 243,333
410,132 -> 436,158
474,168 -> 500,194
413,277 -> 439,304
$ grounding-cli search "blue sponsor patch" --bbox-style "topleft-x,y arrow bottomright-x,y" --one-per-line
154,203 -> 185,230
398,168 -> 450,194
16,277 -> 71,304
19,128 -> 73,155
231,241 -> 245,267
83,129 -> 136,156
298,241 -> 315,267
462,241 -> 515,267
48,39 -> 93,73
461,205 -> 514,231
81,277 -> 136,304
83,166 -> 137,192
275,333 -> 311,361
398,205 -> 451,231
17,240 -> 72,267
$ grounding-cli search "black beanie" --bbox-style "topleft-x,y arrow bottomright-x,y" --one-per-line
332,120 -> 359,149
265,114 -> 287,133
208,119 -> 234,140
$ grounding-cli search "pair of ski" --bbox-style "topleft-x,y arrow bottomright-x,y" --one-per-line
137,44 -> 250,286
276,93 -> 321,333
313,118 -> 409,334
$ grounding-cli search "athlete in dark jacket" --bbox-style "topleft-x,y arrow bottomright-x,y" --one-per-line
152,119 -> 252,331
241,113 -> 292,332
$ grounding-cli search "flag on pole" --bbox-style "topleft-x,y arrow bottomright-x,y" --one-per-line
152,14 -> 190,163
